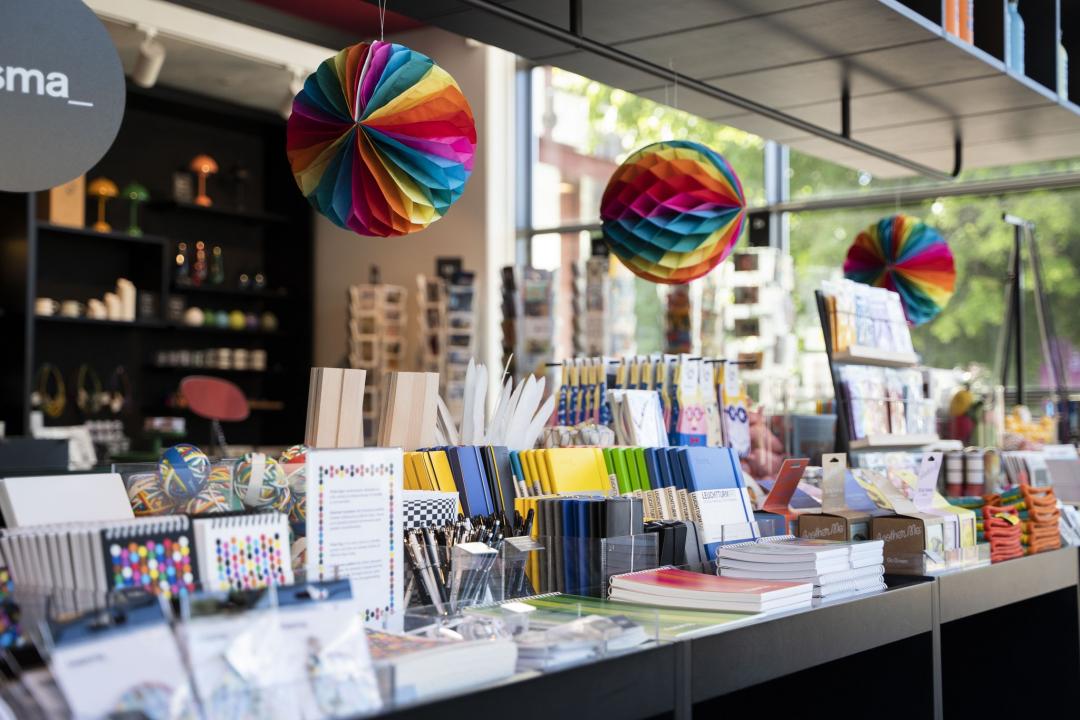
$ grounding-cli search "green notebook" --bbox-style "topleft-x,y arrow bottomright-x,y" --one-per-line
612,449 -> 633,495
632,448 -> 651,491
468,593 -> 754,642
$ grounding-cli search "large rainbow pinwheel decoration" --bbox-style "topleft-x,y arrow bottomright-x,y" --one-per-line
843,214 -> 956,326
286,41 -> 476,237
599,140 -> 746,284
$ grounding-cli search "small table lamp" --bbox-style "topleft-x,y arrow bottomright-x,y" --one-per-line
122,182 -> 150,236
87,177 -> 119,232
189,154 -> 219,207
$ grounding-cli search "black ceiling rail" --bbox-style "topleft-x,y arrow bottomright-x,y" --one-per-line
458,0 -> 962,181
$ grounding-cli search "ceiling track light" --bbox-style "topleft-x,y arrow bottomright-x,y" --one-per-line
132,26 -> 166,88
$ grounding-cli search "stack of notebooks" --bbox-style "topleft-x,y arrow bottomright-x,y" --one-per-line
0,513 -> 293,610
714,535 -> 886,603
403,446 -> 517,517
608,567 -> 813,614
511,447 -> 611,496
515,496 -> 648,596
367,629 -> 517,704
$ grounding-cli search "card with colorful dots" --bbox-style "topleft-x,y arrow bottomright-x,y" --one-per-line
305,448 -> 403,631
101,516 -> 197,599
193,513 -> 293,592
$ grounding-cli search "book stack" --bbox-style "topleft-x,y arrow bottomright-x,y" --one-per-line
714,535 -> 886,603
609,566 -> 812,614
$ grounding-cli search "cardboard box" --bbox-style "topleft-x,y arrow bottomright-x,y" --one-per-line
797,508 -> 876,542
37,175 -> 85,228
871,512 -> 946,575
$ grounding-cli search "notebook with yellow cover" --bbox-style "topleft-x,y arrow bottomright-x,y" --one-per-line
545,448 -> 608,493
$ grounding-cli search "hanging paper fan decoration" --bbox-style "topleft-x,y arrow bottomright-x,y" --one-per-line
599,140 -> 746,284
286,41 -> 476,237
843,214 -> 956,326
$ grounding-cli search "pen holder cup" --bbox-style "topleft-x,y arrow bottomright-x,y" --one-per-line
493,535 -> 544,603
448,542 -> 501,612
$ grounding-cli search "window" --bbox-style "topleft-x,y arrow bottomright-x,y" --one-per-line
521,66 -> 767,361
790,188 -> 1080,390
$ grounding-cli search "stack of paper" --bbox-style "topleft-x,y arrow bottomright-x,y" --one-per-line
714,535 -> 886,602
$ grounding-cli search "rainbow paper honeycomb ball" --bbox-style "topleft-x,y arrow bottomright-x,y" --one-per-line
286,41 -> 476,237
844,214 -> 956,326
158,443 -> 210,501
600,140 -> 747,284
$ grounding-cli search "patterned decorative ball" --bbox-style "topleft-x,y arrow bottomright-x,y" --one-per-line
126,472 -> 175,516
287,491 -> 307,524
600,140 -> 746,284
287,40 -> 476,237
278,444 -> 308,523
184,479 -> 232,515
232,452 -> 289,509
158,444 -> 210,501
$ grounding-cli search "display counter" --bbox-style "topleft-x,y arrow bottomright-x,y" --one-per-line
376,547 -> 1080,720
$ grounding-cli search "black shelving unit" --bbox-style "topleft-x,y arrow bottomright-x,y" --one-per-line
815,290 -> 938,454
0,84 -> 313,452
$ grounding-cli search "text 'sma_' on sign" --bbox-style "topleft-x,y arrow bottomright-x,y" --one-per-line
0,0 -> 125,192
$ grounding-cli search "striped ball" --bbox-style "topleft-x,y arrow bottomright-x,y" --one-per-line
158,444 -> 210,501
232,453 -> 288,509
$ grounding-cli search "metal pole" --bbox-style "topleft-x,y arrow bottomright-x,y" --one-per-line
1014,224 -> 1024,406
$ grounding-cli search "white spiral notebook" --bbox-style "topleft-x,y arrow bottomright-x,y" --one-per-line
193,513 -> 293,592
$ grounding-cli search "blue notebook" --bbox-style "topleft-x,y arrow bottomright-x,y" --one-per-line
678,447 -> 740,492
667,448 -> 688,491
643,448 -> 662,490
446,446 -> 493,516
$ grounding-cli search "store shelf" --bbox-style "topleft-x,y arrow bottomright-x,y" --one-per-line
934,546 -> 1079,623
145,365 -> 279,376
379,643 -> 678,720
169,324 -> 281,337
148,199 -> 288,224
832,346 -> 919,368
34,315 -> 166,329
690,580 -> 934,701
171,284 -> 289,300
386,0 -> 1080,176
36,222 -> 168,247
848,433 -> 939,449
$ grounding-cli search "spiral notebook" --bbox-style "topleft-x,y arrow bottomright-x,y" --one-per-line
101,516 -> 197,598
193,513 -> 293,592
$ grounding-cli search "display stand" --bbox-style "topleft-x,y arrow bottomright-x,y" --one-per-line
815,289 -> 939,454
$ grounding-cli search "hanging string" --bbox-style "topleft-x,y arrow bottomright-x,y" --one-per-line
378,0 -> 388,41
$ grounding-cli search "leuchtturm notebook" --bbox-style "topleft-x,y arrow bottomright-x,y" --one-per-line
624,449 -> 641,493
632,448 -> 651,491
447,446 -> 492,516
193,513 -> 293,592
545,448 -> 608,493
679,447 -> 740,492
481,446 -> 517,517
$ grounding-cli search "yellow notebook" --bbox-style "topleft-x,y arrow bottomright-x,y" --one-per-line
545,448 -> 608,493
427,450 -> 457,493
534,450 -> 554,495
410,452 -> 436,491
523,450 -> 543,495
403,452 -> 420,489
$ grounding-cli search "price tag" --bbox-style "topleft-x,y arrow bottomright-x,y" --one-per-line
724,362 -> 741,399
820,453 -> 847,512
913,453 -> 942,511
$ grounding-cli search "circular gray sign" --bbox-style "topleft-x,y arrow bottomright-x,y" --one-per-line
0,0 -> 126,192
